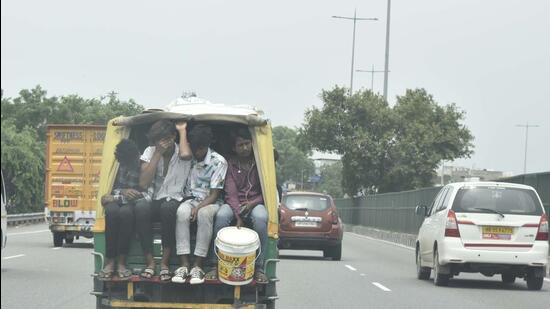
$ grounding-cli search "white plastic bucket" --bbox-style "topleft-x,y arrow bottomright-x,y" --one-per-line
215,227 -> 260,286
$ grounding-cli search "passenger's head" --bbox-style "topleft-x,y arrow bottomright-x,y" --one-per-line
115,139 -> 140,168
231,127 -> 253,159
188,124 -> 214,161
146,120 -> 177,146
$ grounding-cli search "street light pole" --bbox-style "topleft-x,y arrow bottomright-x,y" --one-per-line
383,0 -> 392,102
332,10 -> 377,96
356,64 -> 386,92
516,122 -> 540,174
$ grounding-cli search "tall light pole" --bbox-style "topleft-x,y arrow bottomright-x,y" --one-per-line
383,0 -> 392,102
516,122 -> 539,174
332,10 -> 377,96
356,65 -> 386,92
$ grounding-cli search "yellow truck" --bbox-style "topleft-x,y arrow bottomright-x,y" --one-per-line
45,124 -> 106,247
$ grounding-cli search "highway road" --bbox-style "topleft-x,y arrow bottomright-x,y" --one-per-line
2,223 -> 548,309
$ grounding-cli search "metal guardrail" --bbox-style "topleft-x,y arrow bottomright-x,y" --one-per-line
7,212 -> 45,226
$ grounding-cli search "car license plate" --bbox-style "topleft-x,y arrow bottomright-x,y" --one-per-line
482,226 -> 513,240
295,221 -> 318,227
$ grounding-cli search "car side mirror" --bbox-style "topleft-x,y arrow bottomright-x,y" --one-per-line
415,205 -> 427,217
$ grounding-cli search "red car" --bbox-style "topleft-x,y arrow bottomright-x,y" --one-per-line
278,192 -> 343,260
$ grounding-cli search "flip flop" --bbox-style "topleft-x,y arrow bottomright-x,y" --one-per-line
159,268 -> 172,282
117,269 -> 133,281
98,269 -> 113,281
254,270 -> 268,284
140,267 -> 155,279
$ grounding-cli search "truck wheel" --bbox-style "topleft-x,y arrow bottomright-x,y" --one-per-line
53,232 -> 64,247
65,235 -> 74,244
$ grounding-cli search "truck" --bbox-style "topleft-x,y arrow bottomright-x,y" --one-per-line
92,99 -> 279,308
45,124 -> 106,247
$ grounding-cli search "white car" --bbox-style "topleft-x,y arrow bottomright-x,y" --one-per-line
415,182 -> 548,290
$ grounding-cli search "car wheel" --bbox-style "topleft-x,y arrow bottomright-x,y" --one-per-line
53,232 -> 64,247
416,248 -> 431,280
433,249 -> 450,286
526,273 -> 543,290
65,235 -> 74,244
501,273 -> 515,284
330,243 -> 342,261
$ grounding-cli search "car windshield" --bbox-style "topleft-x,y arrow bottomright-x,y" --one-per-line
452,186 -> 543,216
283,195 -> 330,211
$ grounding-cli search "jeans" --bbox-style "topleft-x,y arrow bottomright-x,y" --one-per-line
134,198 -> 180,255
212,204 -> 268,270
175,199 -> 220,257
104,202 -> 134,258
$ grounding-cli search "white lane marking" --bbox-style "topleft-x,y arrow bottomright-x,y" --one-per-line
345,265 -> 357,271
3,254 -> 26,260
9,230 -> 50,236
360,273 -> 366,276
52,247 -> 62,250
346,232 -> 415,251
372,282 -> 391,292
544,278 -> 550,283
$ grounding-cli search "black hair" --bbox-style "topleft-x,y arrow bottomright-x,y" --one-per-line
188,124 -> 214,149
146,119 -> 176,144
231,127 -> 252,146
115,139 -> 140,165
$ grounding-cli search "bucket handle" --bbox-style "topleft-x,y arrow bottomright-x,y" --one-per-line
214,246 -> 261,269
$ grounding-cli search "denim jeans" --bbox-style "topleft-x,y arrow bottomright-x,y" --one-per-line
212,204 -> 268,270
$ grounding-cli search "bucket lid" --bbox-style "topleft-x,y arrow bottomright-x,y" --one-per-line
217,227 -> 259,247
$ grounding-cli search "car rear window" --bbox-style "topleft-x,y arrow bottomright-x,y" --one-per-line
452,186 -> 543,216
283,195 -> 330,211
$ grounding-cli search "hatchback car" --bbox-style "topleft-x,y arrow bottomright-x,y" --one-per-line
278,192 -> 343,260
415,182 -> 548,290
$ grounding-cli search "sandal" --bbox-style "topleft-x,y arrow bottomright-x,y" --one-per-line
205,267 -> 218,280
254,269 -> 268,284
171,267 -> 187,283
140,267 -> 155,279
98,269 -> 113,281
117,269 -> 133,281
160,268 -> 172,282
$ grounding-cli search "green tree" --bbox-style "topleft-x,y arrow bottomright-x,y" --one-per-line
316,161 -> 344,198
301,86 -> 473,194
272,126 -> 315,187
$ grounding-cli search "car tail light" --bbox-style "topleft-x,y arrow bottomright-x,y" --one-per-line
331,210 -> 339,225
444,210 -> 460,237
535,214 -> 548,241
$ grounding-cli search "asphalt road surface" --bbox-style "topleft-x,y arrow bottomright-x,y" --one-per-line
2,223 -> 548,309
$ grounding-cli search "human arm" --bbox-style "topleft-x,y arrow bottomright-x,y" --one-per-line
175,121 -> 192,160
139,141 -> 170,189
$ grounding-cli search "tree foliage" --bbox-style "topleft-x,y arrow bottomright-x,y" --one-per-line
316,161 -> 344,198
301,86 -> 474,195
272,126 -> 315,186
1,86 -> 144,213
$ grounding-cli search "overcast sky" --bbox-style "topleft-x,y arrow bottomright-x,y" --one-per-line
2,0 -> 549,175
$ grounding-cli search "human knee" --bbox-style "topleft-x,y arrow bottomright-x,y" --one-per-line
176,204 -> 191,223
104,203 -> 120,218
134,200 -> 151,218
197,206 -> 215,224
215,205 -> 234,225
251,204 -> 268,223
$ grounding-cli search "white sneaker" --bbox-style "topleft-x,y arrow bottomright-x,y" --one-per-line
171,266 -> 189,284
189,266 -> 205,285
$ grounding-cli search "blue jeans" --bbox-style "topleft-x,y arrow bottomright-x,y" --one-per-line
212,204 -> 268,270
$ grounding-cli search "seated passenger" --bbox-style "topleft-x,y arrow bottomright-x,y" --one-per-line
98,139 -> 144,281
208,128 -> 268,284
172,124 -> 228,285
135,120 -> 192,281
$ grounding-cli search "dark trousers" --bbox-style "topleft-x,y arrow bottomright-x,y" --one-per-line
134,198 -> 180,255
104,202 -> 135,259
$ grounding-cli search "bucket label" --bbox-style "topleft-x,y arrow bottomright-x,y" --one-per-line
218,250 -> 255,282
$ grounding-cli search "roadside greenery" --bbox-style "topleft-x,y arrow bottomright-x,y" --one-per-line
300,87 -> 474,195
1,86 -> 144,213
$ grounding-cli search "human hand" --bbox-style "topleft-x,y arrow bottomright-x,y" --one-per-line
101,195 -> 115,206
175,121 -> 187,132
122,189 -> 142,201
236,216 -> 244,229
155,138 -> 172,154
190,207 -> 199,222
